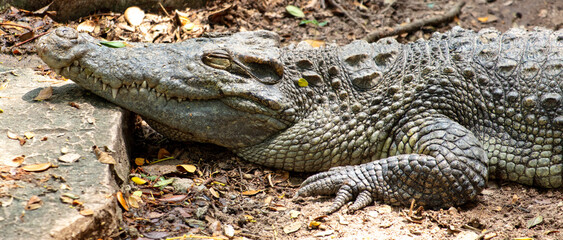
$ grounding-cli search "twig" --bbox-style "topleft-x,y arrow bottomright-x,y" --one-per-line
13,32 -> 48,47
364,1 -> 465,43
0,22 -> 33,31
159,2 -> 170,17
325,0 -> 368,32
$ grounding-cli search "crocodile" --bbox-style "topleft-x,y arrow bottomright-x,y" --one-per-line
37,27 -> 562,213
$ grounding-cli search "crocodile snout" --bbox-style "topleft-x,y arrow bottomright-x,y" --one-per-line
37,27 -> 92,70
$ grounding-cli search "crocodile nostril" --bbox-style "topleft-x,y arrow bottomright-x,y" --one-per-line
55,27 -> 78,39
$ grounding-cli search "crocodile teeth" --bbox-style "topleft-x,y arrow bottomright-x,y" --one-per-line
112,88 -> 118,99
141,81 -> 147,89
65,66 -> 71,73
177,98 -> 183,103
93,77 -> 98,84
73,60 -> 79,66
131,82 -> 137,88
102,83 -> 108,91
156,92 -> 162,97
166,95 -> 171,101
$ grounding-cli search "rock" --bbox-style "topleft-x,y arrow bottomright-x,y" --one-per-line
171,178 -> 195,193
0,62 -> 130,239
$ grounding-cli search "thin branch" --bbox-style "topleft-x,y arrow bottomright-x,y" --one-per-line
325,0 -> 368,32
13,32 -> 49,47
364,1 -> 465,43
0,22 -> 33,31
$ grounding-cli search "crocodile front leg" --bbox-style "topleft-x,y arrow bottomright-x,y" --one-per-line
297,116 -> 488,213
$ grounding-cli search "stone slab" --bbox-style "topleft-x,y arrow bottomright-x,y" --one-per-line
0,64 -> 131,239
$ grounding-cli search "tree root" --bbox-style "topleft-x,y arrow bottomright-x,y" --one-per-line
364,1 -> 466,43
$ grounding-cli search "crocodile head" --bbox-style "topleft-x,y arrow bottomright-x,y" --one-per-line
37,27 -> 401,172
37,27 -> 295,149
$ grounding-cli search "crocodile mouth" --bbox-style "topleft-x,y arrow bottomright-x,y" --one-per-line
55,60 -> 286,120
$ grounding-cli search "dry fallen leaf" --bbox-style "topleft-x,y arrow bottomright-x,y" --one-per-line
80,209 -> 94,216
289,210 -> 301,219
209,188 -> 220,198
60,196 -> 74,204
6,155 -> 25,167
283,221 -> 301,234
77,20 -> 96,32
308,220 -> 322,229
477,16 -> 489,23
93,146 -> 116,164
116,191 -> 129,211
134,157 -> 146,166
242,189 -> 262,196
34,86 -> 53,101
176,164 -> 196,173
25,196 -> 43,210
158,194 -> 188,203
69,102 -> 80,109
128,194 -> 141,208
268,171 -> 289,186
22,162 -> 52,172
6,131 -> 18,139
23,132 -> 34,139
157,148 -> 171,159
124,6 -> 145,26
527,215 -> 543,229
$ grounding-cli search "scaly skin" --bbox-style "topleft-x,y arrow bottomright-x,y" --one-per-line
37,27 -> 562,212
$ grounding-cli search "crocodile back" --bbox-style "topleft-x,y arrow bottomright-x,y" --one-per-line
397,27 -> 563,187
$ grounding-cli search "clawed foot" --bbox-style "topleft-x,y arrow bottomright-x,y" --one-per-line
294,165 -> 377,214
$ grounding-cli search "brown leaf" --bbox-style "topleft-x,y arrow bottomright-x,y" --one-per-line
7,155 -> 25,167
268,171 -> 289,186
283,222 -> 301,234
134,157 -> 146,166
209,187 -> 220,198
25,196 -> 43,210
79,209 -> 94,216
60,196 -> 74,204
6,131 -> 18,140
77,20 -> 96,33
116,191 -> 129,211
268,205 -> 287,211
93,146 -> 116,164
158,194 -> 188,203
157,148 -> 171,159
128,195 -> 141,208
17,136 -> 26,146
34,86 -> 53,101
124,6 -> 145,26
24,132 -> 34,139
68,102 -> 80,109
22,162 -> 52,172
242,189 -> 262,196
33,2 -> 52,14
176,164 -> 196,173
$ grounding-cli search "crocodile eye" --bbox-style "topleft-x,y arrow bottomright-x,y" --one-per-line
203,50 -> 284,85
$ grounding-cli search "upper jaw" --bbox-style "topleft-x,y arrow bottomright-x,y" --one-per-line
36,27 -> 293,148
37,27 -> 286,112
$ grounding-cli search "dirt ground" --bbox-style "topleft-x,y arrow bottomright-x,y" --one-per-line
2,0 -> 563,239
